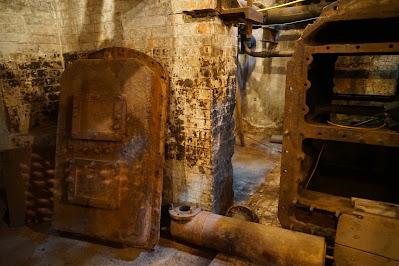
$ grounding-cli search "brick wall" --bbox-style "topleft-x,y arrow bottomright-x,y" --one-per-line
165,15 -> 236,212
1,0 -> 237,213
334,55 -> 399,96
0,0 -> 63,149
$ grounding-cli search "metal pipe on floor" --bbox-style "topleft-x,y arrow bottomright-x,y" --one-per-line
170,206 -> 326,266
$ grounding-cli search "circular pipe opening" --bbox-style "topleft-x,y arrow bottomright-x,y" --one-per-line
179,205 -> 191,212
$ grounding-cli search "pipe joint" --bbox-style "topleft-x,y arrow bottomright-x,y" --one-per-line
169,205 -> 201,221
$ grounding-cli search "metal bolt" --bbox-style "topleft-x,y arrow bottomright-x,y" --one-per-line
21,173 -> 30,179
33,171 -> 44,178
19,163 -> 29,170
297,153 -> 305,161
31,153 -> 42,159
46,169 -> 55,176
102,179 -> 112,185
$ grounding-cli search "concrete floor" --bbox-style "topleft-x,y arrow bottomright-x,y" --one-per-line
0,137 -> 282,266
232,135 -> 282,227
0,225 -> 215,266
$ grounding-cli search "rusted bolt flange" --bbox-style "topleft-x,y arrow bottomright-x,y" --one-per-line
169,205 -> 201,221
226,205 -> 259,223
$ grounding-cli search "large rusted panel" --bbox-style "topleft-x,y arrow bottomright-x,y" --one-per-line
278,0 -> 399,240
52,48 -> 169,249
334,213 -> 399,265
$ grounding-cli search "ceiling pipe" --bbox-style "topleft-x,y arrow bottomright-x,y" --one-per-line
240,2 -> 328,58
263,2 -> 326,24
243,41 -> 293,57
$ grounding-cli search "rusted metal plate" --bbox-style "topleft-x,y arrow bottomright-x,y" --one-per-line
334,213 -> 399,265
334,245 -> 397,266
53,48 -> 169,249
66,159 -> 121,210
71,92 -> 126,141
351,198 -> 399,219
218,0 -> 264,23
278,0 -> 399,239
219,7 -> 264,23
1,128 -> 57,226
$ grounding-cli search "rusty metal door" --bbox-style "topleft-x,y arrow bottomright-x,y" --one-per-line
52,48 -> 168,248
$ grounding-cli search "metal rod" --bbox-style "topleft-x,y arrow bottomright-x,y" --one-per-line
243,41 -> 293,57
258,0 -> 306,12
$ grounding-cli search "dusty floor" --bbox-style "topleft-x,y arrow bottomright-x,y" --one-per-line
0,137 -> 282,266
232,135 -> 282,227
0,225 -> 215,266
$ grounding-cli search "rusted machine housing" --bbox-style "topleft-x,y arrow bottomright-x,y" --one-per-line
1,128 -> 56,226
279,0 -> 399,239
53,48 -> 168,249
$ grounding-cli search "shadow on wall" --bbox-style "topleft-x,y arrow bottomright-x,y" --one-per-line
65,0 -> 143,53
0,90 -> 12,150
237,52 -> 289,134
237,53 -> 256,92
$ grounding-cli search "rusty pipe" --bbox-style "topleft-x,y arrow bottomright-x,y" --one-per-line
241,3 -> 328,57
243,41 -> 293,57
264,3 -> 326,24
170,209 -> 326,266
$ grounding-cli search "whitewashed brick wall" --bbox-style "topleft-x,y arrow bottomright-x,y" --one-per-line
0,0 -> 237,213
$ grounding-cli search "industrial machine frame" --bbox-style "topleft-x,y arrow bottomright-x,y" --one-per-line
279,0 -> 399,239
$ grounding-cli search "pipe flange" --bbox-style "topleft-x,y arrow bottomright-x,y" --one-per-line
169,205 -> 201,221
226,204 -> 259,223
